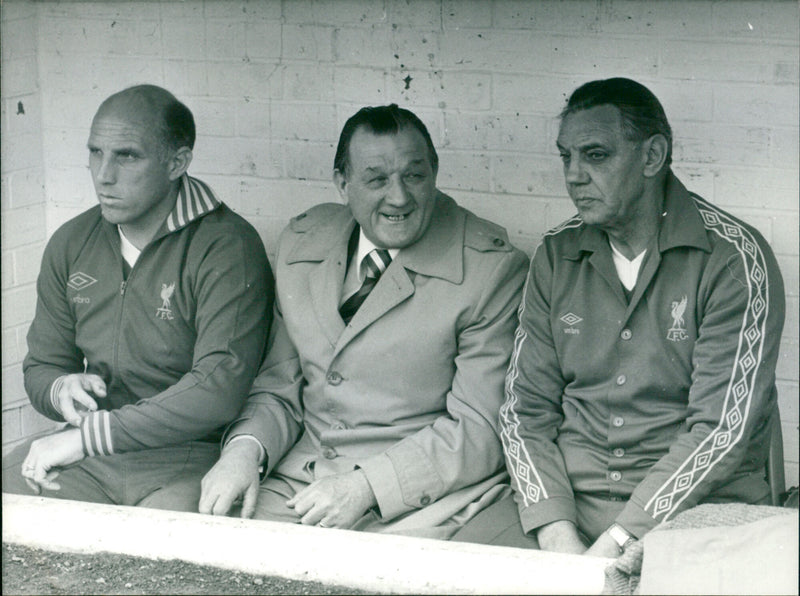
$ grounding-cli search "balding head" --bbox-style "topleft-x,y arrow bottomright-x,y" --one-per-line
94,85 -> 195,157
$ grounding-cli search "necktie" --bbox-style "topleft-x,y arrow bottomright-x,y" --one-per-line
339,249 -> 392,324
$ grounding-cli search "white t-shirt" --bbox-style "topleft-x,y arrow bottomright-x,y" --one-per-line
610,240 -> 646,291
118,226 -> 141,268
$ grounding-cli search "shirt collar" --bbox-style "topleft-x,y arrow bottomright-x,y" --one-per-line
355,229 -> 400,282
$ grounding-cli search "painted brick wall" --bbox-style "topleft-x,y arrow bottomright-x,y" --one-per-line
1,0 -> 797,487
1,1 -> 62,455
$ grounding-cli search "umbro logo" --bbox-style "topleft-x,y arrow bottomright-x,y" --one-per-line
560,312 -> 582,335
67,272 -> 98,291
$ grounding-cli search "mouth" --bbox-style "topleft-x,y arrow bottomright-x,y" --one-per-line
381,211 -> 413,223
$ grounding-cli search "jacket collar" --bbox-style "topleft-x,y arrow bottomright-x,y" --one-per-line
163,174 -> 222,233
101,174 -> 221,249
286,192 -> 465,284
564,170 -> 711,260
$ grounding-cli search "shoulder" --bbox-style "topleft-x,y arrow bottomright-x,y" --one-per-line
543,214 -> 583,246
690,194 -> 772,256
288,203 -> 349,233
689,194 -> 783,291
529,214 -> 583,265
45,206 -> 105,256
450,201 -> 528,284
193,203 -> 265,249
461,208 -> 516,254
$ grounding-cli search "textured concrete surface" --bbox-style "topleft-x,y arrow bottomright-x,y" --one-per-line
3,493 -> 611,594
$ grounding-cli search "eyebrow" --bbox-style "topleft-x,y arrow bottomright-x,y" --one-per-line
86,142 -> 142,154
556,141 -> 610,151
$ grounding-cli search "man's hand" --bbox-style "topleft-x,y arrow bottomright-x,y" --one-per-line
287,469 -> 377,529
536,520 -> 588,554
199,439 -> 262,518
55,374 -> 107,426
21,428 -> 84,494
585,530 -> 624,559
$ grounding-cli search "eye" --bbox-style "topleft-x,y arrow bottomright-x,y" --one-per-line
403,172 -> 425,182
117,151 -> 139,161
559,152 -> 570,164
587,150 -> 607,161
88,148 -> 101,156
367,176 -> 387,188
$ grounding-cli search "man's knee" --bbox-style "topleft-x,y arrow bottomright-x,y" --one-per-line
139,475 -> 203,512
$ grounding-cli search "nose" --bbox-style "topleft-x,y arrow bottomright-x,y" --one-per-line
384,175 -> 412,206
564,156 -> 588,185
93,156 -> 116,185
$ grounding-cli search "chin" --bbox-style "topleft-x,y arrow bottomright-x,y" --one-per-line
99,208 -> 123,224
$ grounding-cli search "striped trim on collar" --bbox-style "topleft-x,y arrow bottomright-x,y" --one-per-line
165,175 -> 221,232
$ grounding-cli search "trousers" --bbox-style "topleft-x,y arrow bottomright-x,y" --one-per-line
2,433 -> 218,512
450,491 -> 627,547
241,466 -> 511,541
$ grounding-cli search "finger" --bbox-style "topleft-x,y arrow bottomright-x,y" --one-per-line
58,399 -> 84,427
24,477 -> 42,495
211,490 -> 238,516
287,493 -> 314,516
240,481 -> 259,519
70,386 -> 98,412
198,485 -> 217,515
299,505 -> 325,527
286,484 -> 312,508
83,375 -> 107,398
38,471 -> 62,491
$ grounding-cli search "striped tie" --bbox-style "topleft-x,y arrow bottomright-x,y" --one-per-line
339,249 -> 392,324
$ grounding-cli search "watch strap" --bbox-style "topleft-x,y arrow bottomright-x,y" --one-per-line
608,523 -> 635,551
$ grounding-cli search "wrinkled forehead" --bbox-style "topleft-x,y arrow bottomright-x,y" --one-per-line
557,104 -> 626,147
348,125 -> 433,169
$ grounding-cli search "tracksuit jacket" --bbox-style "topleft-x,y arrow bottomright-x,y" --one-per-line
501,172 -> 785,538
24,175 -> 274,457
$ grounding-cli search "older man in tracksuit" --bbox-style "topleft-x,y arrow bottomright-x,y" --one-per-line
454,78 -> 785,557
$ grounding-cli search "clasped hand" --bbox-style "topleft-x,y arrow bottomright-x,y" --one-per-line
287,470 -> 377,529
537,519 -> 624,558
55,373 -> 107,426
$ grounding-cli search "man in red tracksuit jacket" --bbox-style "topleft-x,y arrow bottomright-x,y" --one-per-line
2,85 -> 273,511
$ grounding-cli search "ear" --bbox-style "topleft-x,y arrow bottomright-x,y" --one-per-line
642,134 -> 668,178
333,169 -> 348,203
167,147 -> 193,181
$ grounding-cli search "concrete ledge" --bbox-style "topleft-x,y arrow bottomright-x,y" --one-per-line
3,493 -> 611,594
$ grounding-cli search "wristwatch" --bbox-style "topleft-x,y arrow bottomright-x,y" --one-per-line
608,523 -> 636,552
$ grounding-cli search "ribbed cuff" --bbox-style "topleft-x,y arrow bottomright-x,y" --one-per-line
49,375 -> 68,414
79,411 -> 114,457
